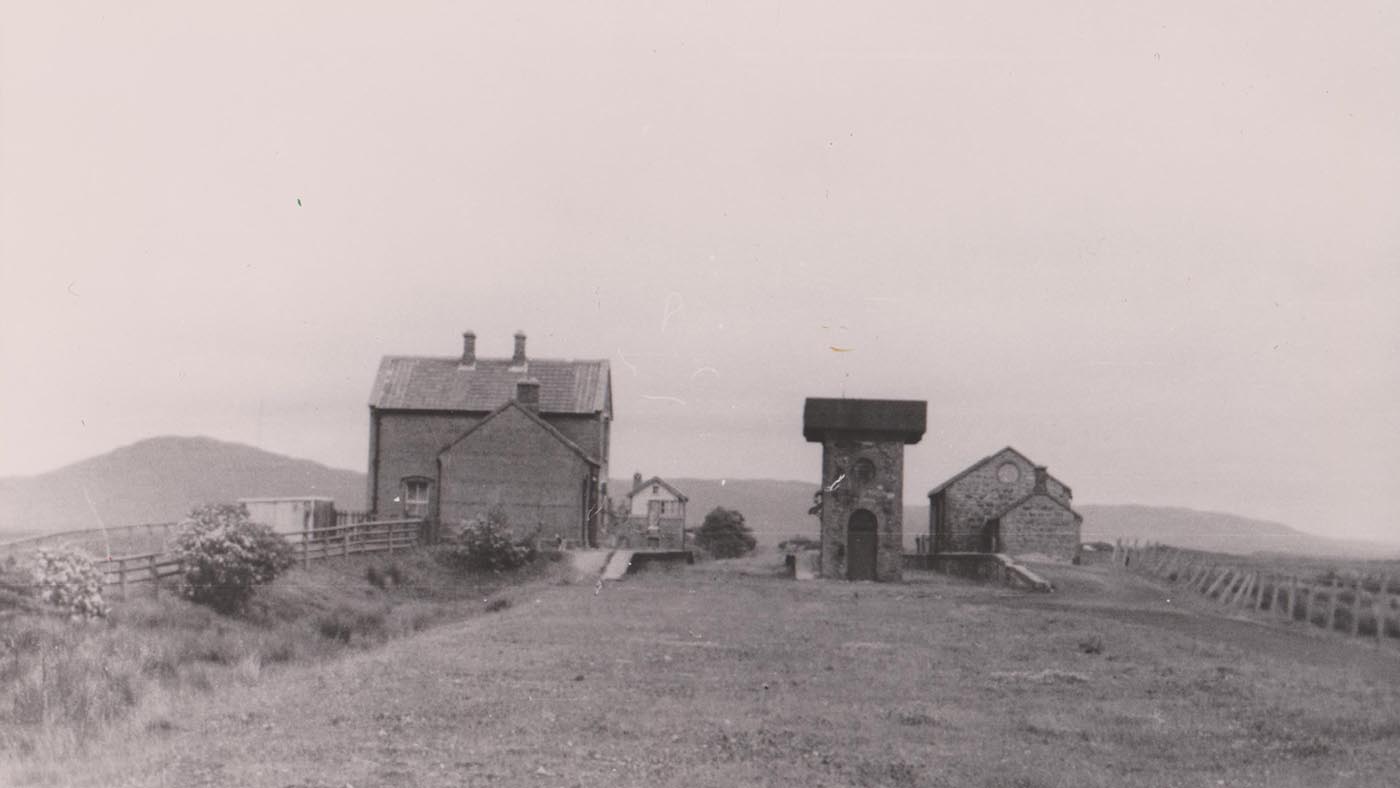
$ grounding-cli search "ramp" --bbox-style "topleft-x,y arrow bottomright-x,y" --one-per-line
601,549 -> 634,581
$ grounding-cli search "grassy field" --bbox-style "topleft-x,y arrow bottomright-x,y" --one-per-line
5,551 -> 1399,787
0,547 -> 561,763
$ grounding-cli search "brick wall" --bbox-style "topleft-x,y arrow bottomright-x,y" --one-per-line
372,411 -> 479,516
817,437 -> 905,581
998,494 -> 1081,563
437,406 -> 594,545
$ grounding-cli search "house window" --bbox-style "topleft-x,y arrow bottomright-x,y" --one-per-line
402,478 -> 431,517
997,463 -> 1020,484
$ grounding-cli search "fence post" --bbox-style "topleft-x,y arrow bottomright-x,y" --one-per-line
1375,576 -> 1389,646
150,554 -> 159,599
118,558 -> 128,601
302,526 -> 310,570
1206,568 -> 1233,600
1326,579 -> 1339,632
1256,574 -> 1268,611
1350,575 -> 1364,637
344,523 -> 351,558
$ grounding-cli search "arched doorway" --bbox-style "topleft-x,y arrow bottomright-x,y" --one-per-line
847,509 -> 878,581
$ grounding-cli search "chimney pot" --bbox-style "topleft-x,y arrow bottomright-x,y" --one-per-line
1033,466 -> 1048,492
461,331 -> 476,366
633,472 -> 643,489
512,331 -> 527,364
516,378 -> 541,412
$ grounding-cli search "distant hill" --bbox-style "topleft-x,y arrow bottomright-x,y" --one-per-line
0,436 -> 366,536
4,438 -> 1391,558
616,478 -> 1396,558
1075,504 -> 1399,558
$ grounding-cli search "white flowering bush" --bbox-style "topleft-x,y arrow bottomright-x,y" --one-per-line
32,548 -> 109,620
172,503 -> 295,614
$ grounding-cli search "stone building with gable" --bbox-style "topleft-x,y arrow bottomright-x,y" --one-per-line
611,472 -> 688,549
926,447 -> 1081,563
366,330 -> 612,546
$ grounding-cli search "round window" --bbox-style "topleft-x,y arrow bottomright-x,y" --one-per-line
853,458 -> 877,484
997,463 -> 1020,484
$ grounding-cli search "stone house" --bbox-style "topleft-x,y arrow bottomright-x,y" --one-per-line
803,398 -> 927,582
926,447 -> 1081,563
611,473 -> 688,549
366,331 -> 612,546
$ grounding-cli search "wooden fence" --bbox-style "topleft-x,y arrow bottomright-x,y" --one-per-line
95,518 -> 424,599
1114,540 -> 1400,647
0,522 -> 181,563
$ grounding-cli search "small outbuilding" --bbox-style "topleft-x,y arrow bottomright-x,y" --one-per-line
926,447 -> 1081,563
612,472 -> 688,549
803,398 -> 927,582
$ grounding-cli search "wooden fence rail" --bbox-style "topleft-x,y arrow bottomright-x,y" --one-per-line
1113,540 -> 1400,646
93,518 -> 424,599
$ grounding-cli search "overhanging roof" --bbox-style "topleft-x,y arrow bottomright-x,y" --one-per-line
802,398 -> 927,443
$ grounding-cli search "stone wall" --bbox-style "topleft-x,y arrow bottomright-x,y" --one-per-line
818,437 -> 905,581
930,448 -> 1073,552
999,494 -> 1081,563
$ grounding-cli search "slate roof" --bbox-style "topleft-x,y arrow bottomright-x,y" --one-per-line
802,398 -> 927,443
927,446 -> 1071,498
370,356 -> 611,415
990,490 -> 1083,522
626,476 -> 689,503
438,401 -> 600,467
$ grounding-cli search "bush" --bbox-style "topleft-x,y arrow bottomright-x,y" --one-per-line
31,548 -> 109,620
439,507 -> 532,573
694,507 -> 757,559
171,504 -> 296,614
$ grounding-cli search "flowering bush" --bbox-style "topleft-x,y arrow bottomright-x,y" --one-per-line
171,504 -> 295,613
439,506 -> 532,573
32,548 -> 109,620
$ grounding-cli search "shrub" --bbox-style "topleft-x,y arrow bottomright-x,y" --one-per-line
31,548 -> 109,620
439,507 -> 532,573
694,507 -> 757,559
171,503 -> 296,614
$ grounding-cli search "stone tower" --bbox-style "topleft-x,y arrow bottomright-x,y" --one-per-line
803,398 -> 927,582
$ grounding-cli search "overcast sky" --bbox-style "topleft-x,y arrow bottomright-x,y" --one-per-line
2,2 -> 1396,541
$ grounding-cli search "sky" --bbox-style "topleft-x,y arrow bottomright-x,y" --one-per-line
1,2 -> 1396,541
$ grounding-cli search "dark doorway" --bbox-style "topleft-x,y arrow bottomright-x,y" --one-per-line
847,510 -> 878,581
982,518 -> 1002,553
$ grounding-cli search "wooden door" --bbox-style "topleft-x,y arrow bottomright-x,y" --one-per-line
847,510 -> 878,581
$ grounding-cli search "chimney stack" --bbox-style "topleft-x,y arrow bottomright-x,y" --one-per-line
512,330 -> 527,365
461,331 -> 476,366
633,472 -> 643,489
1033,466 -> 1048,493
516,378 -> 541,413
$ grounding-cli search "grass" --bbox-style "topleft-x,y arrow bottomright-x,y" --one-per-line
0,546 -> 558,760
8,554 -> 1400,787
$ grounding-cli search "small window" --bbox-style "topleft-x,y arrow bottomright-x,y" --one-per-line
853,458 -> 877,484
997,463 -> 1020,484
402,478 -> 431,517
652,484 -> 660,494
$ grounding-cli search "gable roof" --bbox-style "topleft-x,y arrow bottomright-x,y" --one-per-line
926,446 -> 1069,497
437,400 -> 600,467
625,476 -> 689,503
371,356 -> 611,415
991,489 -> 1083,523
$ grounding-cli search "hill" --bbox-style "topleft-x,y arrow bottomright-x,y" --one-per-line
0,436 -> 366,536
617,478 -> 1396,558
4,438 -> 1389,558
